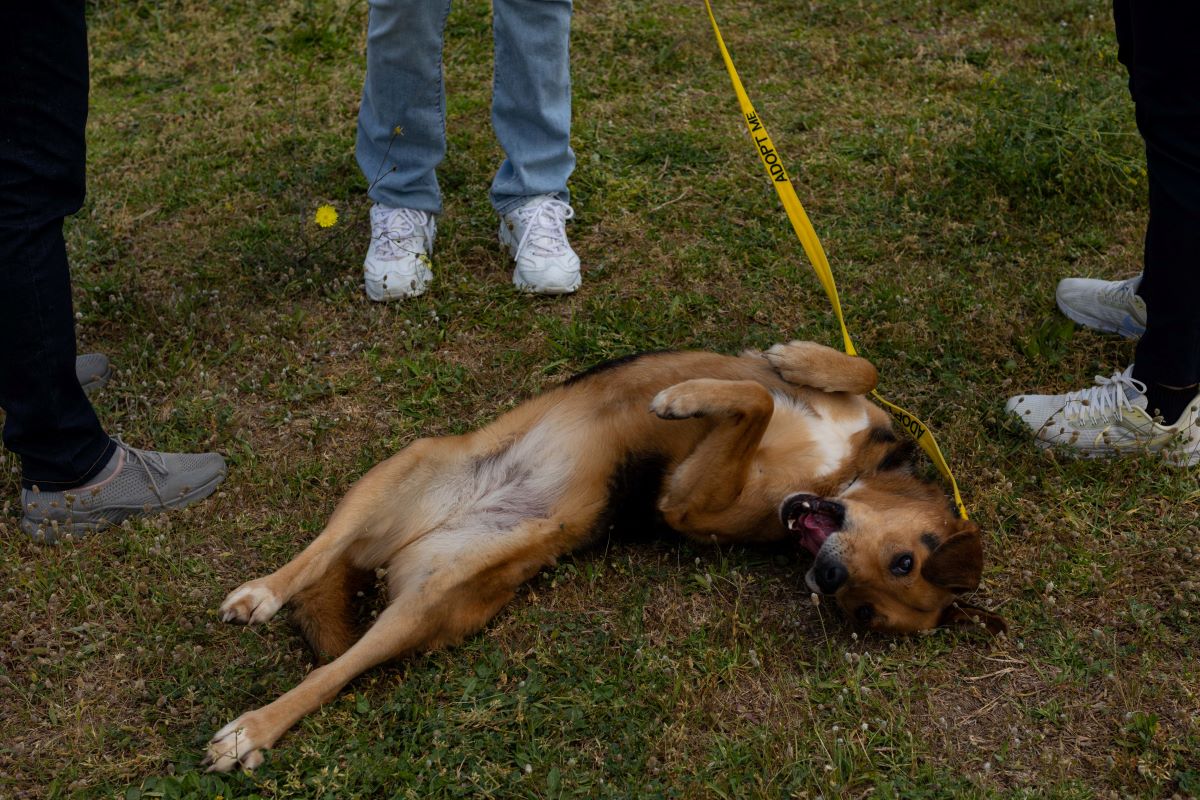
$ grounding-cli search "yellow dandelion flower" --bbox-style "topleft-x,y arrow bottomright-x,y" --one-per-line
315,204 -> 338,228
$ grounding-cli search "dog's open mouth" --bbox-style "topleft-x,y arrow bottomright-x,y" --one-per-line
781,494 -> 845,556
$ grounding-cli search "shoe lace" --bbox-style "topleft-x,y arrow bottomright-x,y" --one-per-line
113,437 -> 168,505
512,198 -> 574,260
1059,366 -> 1146,425
375,208 -> 431,255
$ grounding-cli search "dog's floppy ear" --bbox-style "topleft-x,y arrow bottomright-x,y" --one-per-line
937,602 -> 1008,636
921,521 -> 983,593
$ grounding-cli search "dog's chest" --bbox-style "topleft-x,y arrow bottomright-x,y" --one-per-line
768,393 -> 870,478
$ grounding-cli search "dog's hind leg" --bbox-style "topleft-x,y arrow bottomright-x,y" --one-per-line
218,437 -> 457,627
763,341 -> 878,395
204,597 -> 436,771
289,552 -> 375,663
204,525 -> 557,772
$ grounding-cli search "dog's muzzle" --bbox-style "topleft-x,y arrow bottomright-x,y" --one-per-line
780,493 -> 846,557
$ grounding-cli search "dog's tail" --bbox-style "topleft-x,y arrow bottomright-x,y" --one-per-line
290,555 -> 373,663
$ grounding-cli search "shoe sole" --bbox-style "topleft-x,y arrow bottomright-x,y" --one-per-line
22,468 -> 228,544
1033,438 -> 1199,467
365,281 -> 429,302
364,264 -> 433,302
499,228 -> 581,296
513,277 -> 581,295
1056,301 -> 1145,339
79,363 -> 112,396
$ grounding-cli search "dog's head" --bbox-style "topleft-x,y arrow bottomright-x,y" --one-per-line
779,436 -> 1006,636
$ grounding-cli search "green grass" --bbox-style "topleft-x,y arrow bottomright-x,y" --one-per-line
2,0 -> 1198,797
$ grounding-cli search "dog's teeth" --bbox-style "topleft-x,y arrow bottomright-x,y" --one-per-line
800,501 -> 812,509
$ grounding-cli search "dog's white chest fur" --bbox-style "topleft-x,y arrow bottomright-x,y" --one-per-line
770,393 -> 870,478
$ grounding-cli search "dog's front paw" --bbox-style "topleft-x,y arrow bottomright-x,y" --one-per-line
764,341 -> 877,394
203,713 -> 270,772
764,341 -> 829,381
219,581 -> 282,625
651,381 -> 712,420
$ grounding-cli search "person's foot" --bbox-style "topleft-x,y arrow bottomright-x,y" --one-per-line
1055,274 -> 1146,338
499,195 -> 581,295
1005,365 -> 1200,466
76,353 -> 111,395
20,440 -> 228,543
363,204 -> 435,301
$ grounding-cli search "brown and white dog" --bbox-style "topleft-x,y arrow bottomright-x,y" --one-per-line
203,341 -> 1003,771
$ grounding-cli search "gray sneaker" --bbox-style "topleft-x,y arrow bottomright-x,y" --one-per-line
1055,275 -> 1147,338
76,353 -> 111,395
20,440 -> 227,543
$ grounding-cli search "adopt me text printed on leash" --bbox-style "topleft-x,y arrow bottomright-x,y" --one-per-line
703,0 -> 969,519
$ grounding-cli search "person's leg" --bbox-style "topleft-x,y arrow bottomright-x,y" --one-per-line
489,0 -> 580,294
489,0 -> 575,214
1119,0 -> 1200,422
2,2 -> 227,541
1003,1 -> 1200,465
355,0 -> 453,214
356,0 -> 450,301
0,0 -> 115,489
0,224 -> 115,488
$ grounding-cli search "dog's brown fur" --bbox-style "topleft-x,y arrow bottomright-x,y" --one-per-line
203,342 -> 1002,771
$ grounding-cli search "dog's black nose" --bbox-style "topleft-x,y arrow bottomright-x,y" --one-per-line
814,558 -> 848,594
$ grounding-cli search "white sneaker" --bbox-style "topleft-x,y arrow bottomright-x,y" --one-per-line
1005,365 -> 1200,465
1056,274 -> 1146,338
499,195 -> 581,295
364,204 -> 436,301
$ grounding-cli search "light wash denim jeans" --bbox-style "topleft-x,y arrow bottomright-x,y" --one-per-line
356,0 -> 575,215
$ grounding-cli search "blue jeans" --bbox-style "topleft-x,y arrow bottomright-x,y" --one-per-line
356,0 -> 575,215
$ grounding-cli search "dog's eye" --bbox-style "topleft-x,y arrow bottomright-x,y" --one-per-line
890,553 -> 914,576
855,604 -> 875,624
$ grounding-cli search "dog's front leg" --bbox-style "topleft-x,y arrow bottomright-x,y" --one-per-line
651,378 -> 773,536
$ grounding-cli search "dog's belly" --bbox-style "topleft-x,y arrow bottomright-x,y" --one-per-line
434,418 -> 579,537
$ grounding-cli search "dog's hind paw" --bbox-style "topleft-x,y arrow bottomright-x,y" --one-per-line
203,714 -> 268,772
219,581 -> 282,625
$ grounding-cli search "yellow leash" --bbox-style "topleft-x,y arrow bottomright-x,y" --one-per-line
703,0 -> 969,519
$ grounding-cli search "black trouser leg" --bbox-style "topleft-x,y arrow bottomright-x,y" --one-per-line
1114,0 -> 1200,390
0,1 -> 113,489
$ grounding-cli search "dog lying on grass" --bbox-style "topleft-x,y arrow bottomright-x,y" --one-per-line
204,341 -> 1004,771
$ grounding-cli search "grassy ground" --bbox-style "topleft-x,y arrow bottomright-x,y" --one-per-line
2,0 -> 1197,796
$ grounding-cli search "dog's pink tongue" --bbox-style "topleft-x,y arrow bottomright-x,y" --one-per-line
797,518 -> 830,556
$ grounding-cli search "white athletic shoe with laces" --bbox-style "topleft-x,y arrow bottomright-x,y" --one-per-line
364,204 -> 436,301
1056,274 -> 1147,338
1005,365 -> 1200,465
499,195 -> 581,295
